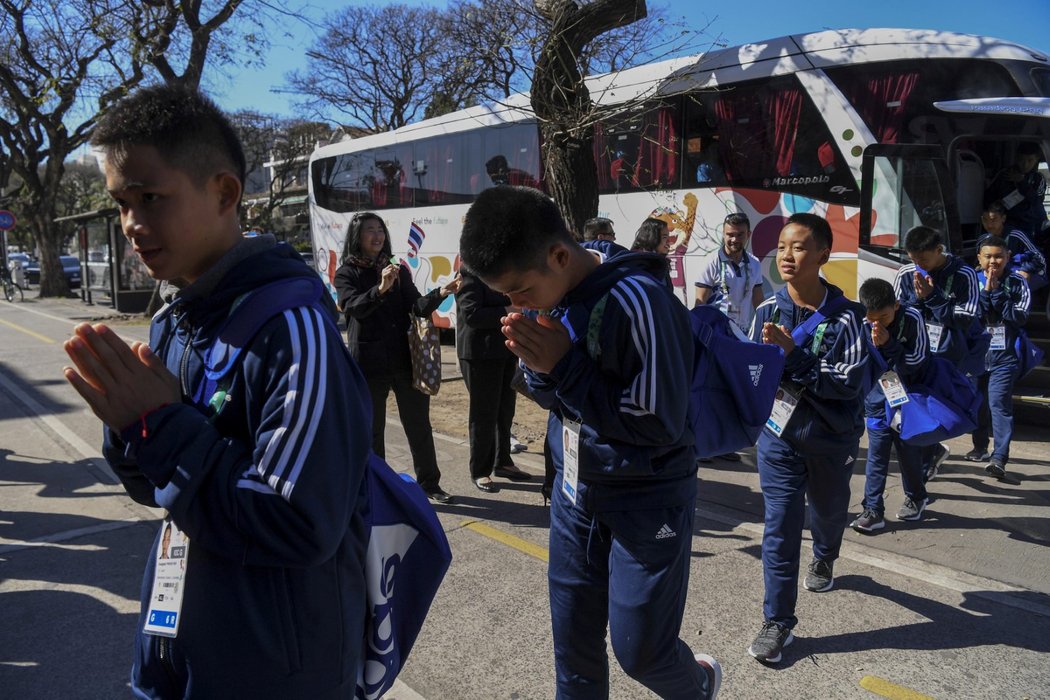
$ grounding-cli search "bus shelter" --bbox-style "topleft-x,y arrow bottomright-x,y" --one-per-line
54,208 -> 155,313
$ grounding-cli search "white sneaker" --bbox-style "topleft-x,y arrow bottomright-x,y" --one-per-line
510,436 -> 527,453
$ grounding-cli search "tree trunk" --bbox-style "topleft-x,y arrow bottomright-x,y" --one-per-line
539,124 -> 599,239
530,0 -> 646,236
34,215 -> 70,298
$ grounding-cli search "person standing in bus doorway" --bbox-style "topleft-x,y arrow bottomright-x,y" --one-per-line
977,200 -> 1047,293
334,212 -> 460,504
746,213 -> 870,665
693,211 -> 765,463
969,236 -> 1032,480
894,225 -> 985,481
460,186 -> 722,700
455,268 -> 532,492
986,142 -> 1047,238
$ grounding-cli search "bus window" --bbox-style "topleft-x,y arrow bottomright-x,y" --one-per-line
1033,68 -> 1050,97
311,151 -> 375,213
412,135 -> 462,205
682,98 -> 724,187
682,77 -> 854,203
595,101 -> 680,193
864,150 -> 954,257
479,123 -> 543,191
827,60 -> 1021,146
370,145 -> 412,209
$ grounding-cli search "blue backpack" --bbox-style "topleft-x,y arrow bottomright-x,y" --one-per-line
582,278 -> 785,459
166,274 -> 452,700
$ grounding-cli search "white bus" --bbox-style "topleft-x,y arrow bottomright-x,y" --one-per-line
309,27 -> 1050,327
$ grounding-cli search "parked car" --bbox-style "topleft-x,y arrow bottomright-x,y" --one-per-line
8,252 -> 32,270
26,255 -> 82,289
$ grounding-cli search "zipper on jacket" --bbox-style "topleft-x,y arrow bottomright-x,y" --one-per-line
171,307 -> 197,397
157,636 -> 177,680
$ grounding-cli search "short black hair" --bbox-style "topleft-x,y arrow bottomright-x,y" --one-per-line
91,83 -> 246,191
858,278 -> 897,312
341,212 -> 391,264
460,186 -> 575,277
983,200 -> 1008,216
978,234 -> 1009,252
583,217 -> 614,241
630,217 -> 668,252
904,225 -> 942,253
786,212 -> 832,250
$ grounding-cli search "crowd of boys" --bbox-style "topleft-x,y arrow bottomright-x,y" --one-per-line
61,82 -> 1043,697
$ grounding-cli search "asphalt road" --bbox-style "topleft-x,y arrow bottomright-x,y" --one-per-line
1,296 -> 1049,699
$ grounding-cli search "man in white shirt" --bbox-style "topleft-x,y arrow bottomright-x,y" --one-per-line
695,212 -> 765,332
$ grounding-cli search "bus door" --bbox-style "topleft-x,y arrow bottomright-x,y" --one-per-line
858,143 -> 959,284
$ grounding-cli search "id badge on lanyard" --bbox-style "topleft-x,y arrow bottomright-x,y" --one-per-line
879,370 -> 910,407
766,385 -> 800,437
561,418 -> 581,505
926,322 -> 945,353
989,324 -> 1007,351
144,519 -> 190,638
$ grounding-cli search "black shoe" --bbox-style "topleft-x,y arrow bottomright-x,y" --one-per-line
717,452 -> 742,462
965,448 -> 990,462
541,483 -> 553,506
985,459 -> 1006,480
494,465 -> 532,482
425,487 -> 454,504
474,478 -> 499,493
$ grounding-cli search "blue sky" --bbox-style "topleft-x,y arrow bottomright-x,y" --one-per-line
213,0 -> 1050,118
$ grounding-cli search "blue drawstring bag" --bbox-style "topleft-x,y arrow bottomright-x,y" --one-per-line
356,454 -> 452,700
688,305 -> 786,458
1015,328 -> 1045,380
887,356 -> 981,446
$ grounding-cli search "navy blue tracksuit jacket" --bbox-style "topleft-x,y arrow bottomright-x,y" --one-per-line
749,281 -> 869,627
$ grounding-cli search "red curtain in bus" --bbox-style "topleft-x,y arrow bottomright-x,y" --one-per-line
715,87 -> 804,180
770,89 -> 803,176
715,92 -> 766,182
842,72 -> 919,144
593,123 -> 613,190
634,107 -> 679,187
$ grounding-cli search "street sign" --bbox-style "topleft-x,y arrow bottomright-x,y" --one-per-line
0,210 -> 15,231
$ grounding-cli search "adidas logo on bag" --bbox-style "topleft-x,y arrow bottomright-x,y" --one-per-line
749,364 -> 763,387
655,523 -> 677,540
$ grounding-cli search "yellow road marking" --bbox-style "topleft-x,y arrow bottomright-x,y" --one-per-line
860,675 -> 934,700
461,519 -> 549,562
0,318 -> 56,344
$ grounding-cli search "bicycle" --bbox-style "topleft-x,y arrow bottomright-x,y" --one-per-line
2,269 -> 24,302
